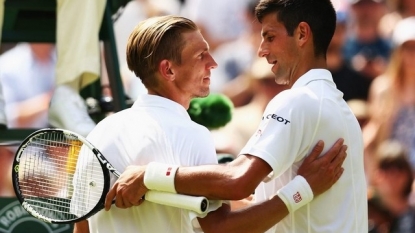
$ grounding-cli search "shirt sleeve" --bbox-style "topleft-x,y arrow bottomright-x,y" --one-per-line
240,90 -> 319,180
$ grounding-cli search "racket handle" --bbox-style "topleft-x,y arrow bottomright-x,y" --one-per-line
145,191 -> 209,214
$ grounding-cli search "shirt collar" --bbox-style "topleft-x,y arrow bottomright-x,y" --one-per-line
291,69 -> 333,89
132,94 -> 190,119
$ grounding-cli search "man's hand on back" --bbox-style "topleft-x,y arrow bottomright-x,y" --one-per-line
298,139 -> 347,196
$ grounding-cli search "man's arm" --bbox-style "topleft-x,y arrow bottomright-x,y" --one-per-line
199,195 -> 289,233
199,140 -> 346,233
105,139 -> 346,209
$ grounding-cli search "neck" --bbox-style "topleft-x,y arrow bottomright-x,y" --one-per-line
147,88 -> 191,110
290,56 -> 327,87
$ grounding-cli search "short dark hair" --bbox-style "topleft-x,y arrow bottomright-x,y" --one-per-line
377,140 -> 414,198
126,16 -> 198,88
255,0 -> 336,57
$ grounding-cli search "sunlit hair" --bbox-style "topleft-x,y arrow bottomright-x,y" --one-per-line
369,46 -> 407,147
255,0 -> 336,58
126,15 -> 198,88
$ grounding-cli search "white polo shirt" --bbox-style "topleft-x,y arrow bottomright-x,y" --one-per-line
240,69 -> 368,233
75,94 -> 218,233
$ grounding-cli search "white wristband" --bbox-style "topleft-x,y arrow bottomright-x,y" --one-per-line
144,162 -> 179,193
276,175 -> 314,213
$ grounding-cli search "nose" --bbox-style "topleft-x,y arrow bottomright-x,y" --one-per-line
207,53 -> 218,69
257,41 -> 269,58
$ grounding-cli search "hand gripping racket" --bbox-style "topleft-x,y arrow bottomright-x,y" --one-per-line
12,128 -> 209,224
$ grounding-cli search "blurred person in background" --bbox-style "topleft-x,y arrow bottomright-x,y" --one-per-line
0,146 -> 13,196
47,0 -> 109,137
212,58 -> 288,157
368,140 -> 415,233
347,98 -> 369,128
0,43 -> 56,198
379,0 -> 415,39
181,0 -> 251,53
208,0 -> 263,96
363,17 -> 415,183
0,43 -> 56,129
0,80 -> 5,129
329,10 -> 373,101
343,0 -> 390,81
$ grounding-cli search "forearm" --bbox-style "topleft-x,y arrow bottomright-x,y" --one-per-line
201,195 -> 289,233
73,220 -> 89,233
173,157 -> 270,200
175,164 -> 249,200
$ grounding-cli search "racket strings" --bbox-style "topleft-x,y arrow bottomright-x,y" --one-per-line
16,131 -> 106,221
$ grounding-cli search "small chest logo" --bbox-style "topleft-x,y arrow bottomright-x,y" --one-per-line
262,114 -> 291,125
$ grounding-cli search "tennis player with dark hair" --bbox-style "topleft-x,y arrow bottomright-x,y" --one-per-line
73,13 -> 348,233
106,0 -> 368,232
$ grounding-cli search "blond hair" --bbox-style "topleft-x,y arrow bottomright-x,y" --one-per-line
126,15 -> 198,88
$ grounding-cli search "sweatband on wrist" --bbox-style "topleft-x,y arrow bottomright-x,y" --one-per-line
276,175 -> 314,213
144,162 -> 179,193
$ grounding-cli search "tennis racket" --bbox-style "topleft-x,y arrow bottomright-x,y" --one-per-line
12,128 -> 209,224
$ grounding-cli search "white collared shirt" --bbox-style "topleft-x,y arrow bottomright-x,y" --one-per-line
74,94 -> 218,233
240,69 -> 368,233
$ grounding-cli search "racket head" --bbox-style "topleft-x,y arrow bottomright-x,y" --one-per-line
12,128 -> 111,224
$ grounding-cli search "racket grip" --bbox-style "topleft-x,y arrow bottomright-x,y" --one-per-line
144,191 -> 209,214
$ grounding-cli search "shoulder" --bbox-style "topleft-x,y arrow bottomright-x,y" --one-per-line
272,88 -> 320,113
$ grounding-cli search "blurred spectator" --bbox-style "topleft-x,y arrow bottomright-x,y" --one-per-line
329,11 -> 373,101
0,146 -> 14,196
47,0 -> 108,137
368,140 -> 415,233
379,0 -> 415,39
0,80 -> 5,129
347,99 -> 369,128
0,43 -> 56,128
343,0 -> 391,80
208,0 -> 262,94
363,17 -> 415,181
181,0 -> 251,52
212,58 -> 288,157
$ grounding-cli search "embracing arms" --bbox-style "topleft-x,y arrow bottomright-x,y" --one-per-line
104,139 -> 346,209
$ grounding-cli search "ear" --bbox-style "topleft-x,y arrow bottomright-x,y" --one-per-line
159,59 -> 175,81
296,22 -> 311,47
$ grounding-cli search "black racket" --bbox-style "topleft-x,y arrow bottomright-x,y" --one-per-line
12,128 -> 209,224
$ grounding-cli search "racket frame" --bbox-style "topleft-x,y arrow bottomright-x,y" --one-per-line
12,128 -> 115,224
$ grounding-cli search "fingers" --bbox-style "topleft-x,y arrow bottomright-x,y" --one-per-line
106,184 -> 142,210
105,185 -> 117,211
328,145 -> 347,184
115,191 -> 127,208
334,168 -> 344,182
331,145 -> 347,165
319,138 -> 344,163
305,140 -> 324,163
